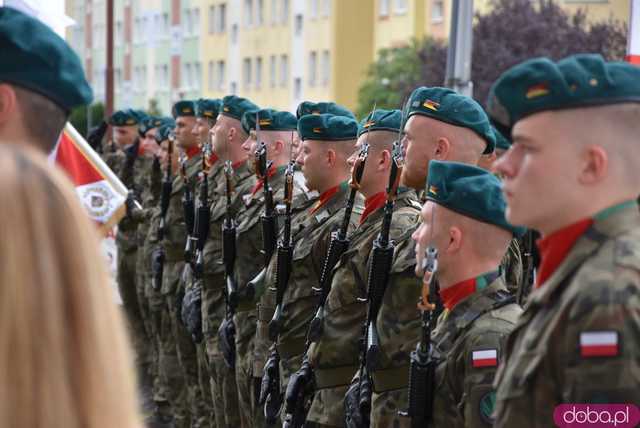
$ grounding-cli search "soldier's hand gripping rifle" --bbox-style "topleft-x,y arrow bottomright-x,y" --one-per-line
182,152 -> 197,265
151,133 -> 174,291
218,155 -> 238,369
182,136 -> 213,343
399,206 -> 440,428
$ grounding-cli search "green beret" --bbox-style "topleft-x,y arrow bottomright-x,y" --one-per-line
138,116 -> 166,137
358,109 -> 401,137
407,87 -> 495,154
155,122 -> 176,143
109,109 -> 142,127
296,101 -> 355,119
221,95 -> 259,120
0,7 -> 93,112
426,160 -> 525,237
493,126 -> 511,151
487,54 -> 640,135
241,109 -> 298,135
172,100 -> 196,118
195,98 -> 222,119
298,113 -> 358,142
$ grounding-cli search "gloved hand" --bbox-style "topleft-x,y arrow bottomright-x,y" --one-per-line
260,349 -> 282,425
283,358 -> 315,428
181,283 -> 203,343
151,246 -> 165,291
217,316 -> 236,369
344,376 -> 370,428
125,190 -> 142,219
87,120 -> 108,152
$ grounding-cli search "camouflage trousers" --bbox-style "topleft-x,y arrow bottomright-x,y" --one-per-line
371,389 -> 411,428
164,260 -> 214,427
202,276 -> 241,428
117,248 -> 153,408
234,310 -> 267,428
306,385 -> 349,427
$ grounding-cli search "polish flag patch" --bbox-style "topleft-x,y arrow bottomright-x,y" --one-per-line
472,349 -> 498,368
580,331 -> 619,358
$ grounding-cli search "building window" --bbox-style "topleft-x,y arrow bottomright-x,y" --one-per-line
257,0 -> 264,25
244,0 -> 254,27
269,55 -> 276,88
321,50 -> 330,85
281,0 -> 289,24
193,8 -> 200,35
231,81 -> 237,94
255,57 -> 263,89
219,4 -> 227,32
195,62 -> 202,90
163,64 -> 169,89
208,61 -> 215,90
185,63 -> 193,89
142,17 -> 148,42
280,54 -> 288,87
271,0 -> 277,25
162,13 -> 169,36
231,23 -> 238,43
243,58 -> 252,89
294,14 -> 303,36
432,1 -> 444,23
321,0 -> 330,17
209,5 -> 216,33
294,77 -> 302,100
379,0 -> 390,16
394,0 -> 407,14
184,9 -> 192,35
308,51 -> 317,87
310,0 -> 318,19
217,60 -> 226,90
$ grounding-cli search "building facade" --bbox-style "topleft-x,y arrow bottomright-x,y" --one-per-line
66,0 -> 632,115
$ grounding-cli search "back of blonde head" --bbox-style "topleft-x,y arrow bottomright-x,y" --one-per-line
0,146 -> 142,428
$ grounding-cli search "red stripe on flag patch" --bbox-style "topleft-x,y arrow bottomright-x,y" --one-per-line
626,54 -> 640,65
580,331 -> 619,358
472,349 -> 498,368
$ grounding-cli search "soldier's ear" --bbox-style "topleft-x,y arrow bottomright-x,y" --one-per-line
447,225 -> 463,254
326,148 -> 337,166
434,137 -> 451,160
0,84 -> 18,127
378,149 -> 391,171
228,126 -> 236,141
578,144 -> 608,186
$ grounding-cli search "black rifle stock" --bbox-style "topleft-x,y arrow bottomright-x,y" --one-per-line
152,136 -> 174,291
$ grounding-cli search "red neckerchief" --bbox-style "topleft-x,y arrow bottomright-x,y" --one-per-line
209,152 -> 220,165
185,145 -> 201,160
309,182 -> 347,215
440,277 -> 477,311
359,192 -> 387,225
232,159 -> 247,170
536,218 -> 593,288
250,164 -> 277,196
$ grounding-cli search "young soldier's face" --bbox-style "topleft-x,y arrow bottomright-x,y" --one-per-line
192,117 -> 212,144
494,111 -> 581,233
113,125 -> 137,148
174,116 -> 197,149
140,128 -> 160,156
296,139 -> 324,192
240,130 -> 257,154
401,115 -> 436,190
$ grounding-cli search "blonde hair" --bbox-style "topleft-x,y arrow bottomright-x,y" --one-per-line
0,146 -> 142,428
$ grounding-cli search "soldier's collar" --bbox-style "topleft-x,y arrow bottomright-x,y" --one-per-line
440,269 -> 501,311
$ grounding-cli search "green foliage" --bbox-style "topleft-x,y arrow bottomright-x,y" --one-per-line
147,98 -> 163,116
69,102 -> 105,137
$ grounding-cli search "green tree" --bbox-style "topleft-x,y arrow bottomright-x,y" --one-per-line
69,102 -> 105,137
147,98 -> 163,116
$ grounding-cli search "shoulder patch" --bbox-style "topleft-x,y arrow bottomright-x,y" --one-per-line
580,331 -> 619,358
479,391 -> 496,424
472,349 -> 498,368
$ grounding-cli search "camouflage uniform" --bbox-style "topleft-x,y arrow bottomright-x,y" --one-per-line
493,201 -> 640,427
201,160 -> 255,428
502,238 -> 523,296
306,188 -> 420,427
161,151 -> 209,427
255,182 -> 360,408
426,275 -> 522,428
234,167 -> 317,427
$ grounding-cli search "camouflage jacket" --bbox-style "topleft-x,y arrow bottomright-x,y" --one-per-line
307,188 -> 421,389
160,152 -> 202,293
253,182 -> 362,379
493,201 -> 640,427
431,276 -> 521,428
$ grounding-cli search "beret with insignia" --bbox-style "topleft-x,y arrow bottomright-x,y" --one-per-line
138,116 -> 160,137
241,109 -> 298,134
358,108 -> 401,137
296,101 -> 355,119
0,7 -> 93,113
298,113 -> 359,142
487,54 -> 640,136
221,95 -> 259,120
195,98 -> 222,119
407,86 -> 496,154
172,100 -> 196,118
155,122 -> 176,143
109,109 -> 143,127
426,160 -> 525,237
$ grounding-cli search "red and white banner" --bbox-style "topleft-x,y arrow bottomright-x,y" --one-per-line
51,123 -> 127,232
472,349 -> 498,368
628,0 -> 640,64
580,331 -> 619,358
